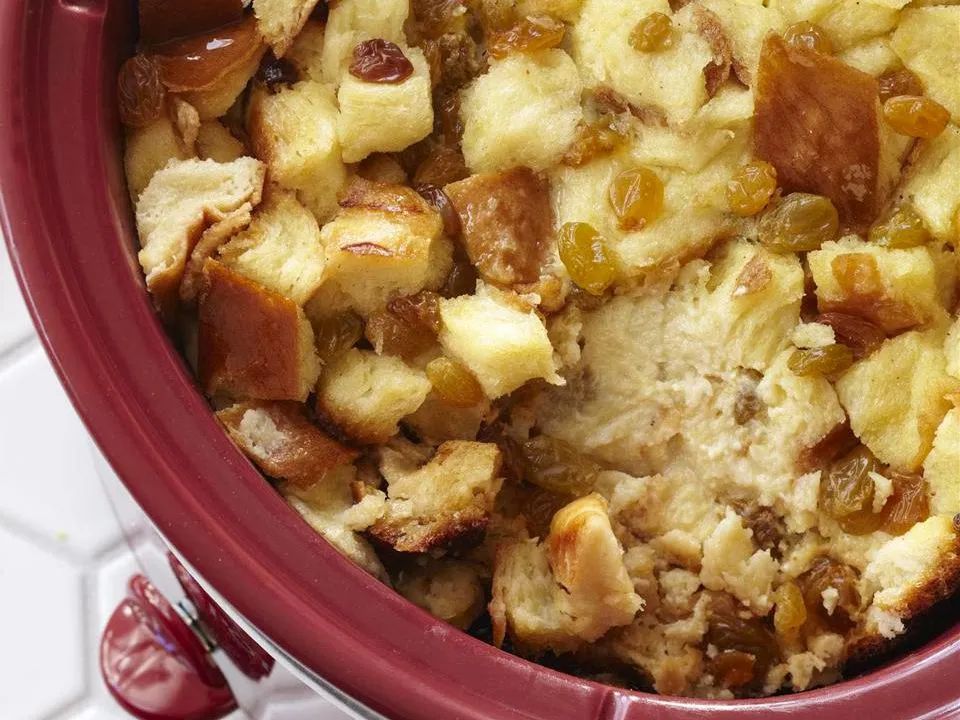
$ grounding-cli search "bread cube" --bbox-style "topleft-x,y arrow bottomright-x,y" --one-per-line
572,0 -> 714,124
403,393 -> 488,444
198,259 -> 320,401
196,121 -> 246,163
370,441 -> 503,552
444,168 -> 554,286
218,191 -> 326,305
321,0 -> 410,84
317,349 -> 432,444
698,0 -> 786,85
700,510 -> 778,613
438,283 -> 561,398
491,494 -> 642,652
308,179 -> 450,317
818,0 -> 900,52
286,20 -> 326,80
923,408 -> 960,516
460,49 -> 583,173
395,559 -> 486,629
947,317 -> 960,380
754,34 -> 904,230
863,515 -> 960,619
124,116 -> 193,201
336,47 -> 434,163
809,237 -> 947,334
136,157 -> 266,320
181,45 -> 266,121
253,0 -> 322,56
217,400 -> 358,488
249,80 -> 347,223
835,326 -> 960,472
895,125 -> 960,242
839,37 -> 901,77
282,466 -> 389,580
892,8 -> 960,121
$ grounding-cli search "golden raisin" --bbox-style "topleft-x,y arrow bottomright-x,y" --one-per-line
441,244 -> 479,298
783,21 -> 833,54
314,313 -> 363,363
711,651 -> 756,689
426,357 -> 486,407
877,69 -> 923,104
629,12 -> 674,53
820,445 -> 885,535
727,160 -> 778,217
388,291 -> 442,334
868,205 -> 931,249
879,472 -> 929,536
787,344 -> 853,376
797,557 -> 860,633
832,253 -> 883,298
827,253 -> 922,334
883,95 -> 950,139
522,487 -> 575,539
364,311 -> 435,360
415,183 -> 462,237
562,118 -> 628,167
773,582 -> 807,639
488,15 -> 566,59
758,193 -> 839,253
117,54 -> 166,128
349,39 -> 414,83
706,593 -> 779,686
519,436 -> 600,497
815,312 -> 885,360
609,167 -> 664,231
558,223 -> 618,296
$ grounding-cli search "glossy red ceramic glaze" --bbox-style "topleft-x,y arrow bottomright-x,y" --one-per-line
1,2 -> 959,719
101,575 -> 236,720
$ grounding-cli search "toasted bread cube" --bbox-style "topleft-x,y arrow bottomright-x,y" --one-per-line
754,34 -> 904,230
196,121 -> 246,163
217,400 -> 358,487
444,168 -> 554,286
700,510 -> 778,613
321,0 -> 410,84
286,20 -> 326,80
924,408 -> 960,516
863,515 -> 960,620
336,48 -> 434,163
370,441 -> 503,552
218,191 -> 326,305
403,393 -> 488,444
547,494 -> 645,637
198,259 -> 320,401
253,0 -> 322,56
460,49 -> 583,173
395,559 -> 486,629
572,0 -> 714,123
317,349 -> 432,444
282,466 -> 389,580
836,326 -> 960,472
891,8 -> 960,122
438,284 -> 561,398
895,125 -> 960,242
947,318 -> 960,380
124,116 -> 193,201
136,157 -> 266,319
308,180 -> 450,317
809,237 -> 948,335
181,45 -> 267,120
249,80 -> 347,223
491,494 -> 642,652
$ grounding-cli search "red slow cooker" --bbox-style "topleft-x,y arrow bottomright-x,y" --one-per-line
2,1 -> 959,718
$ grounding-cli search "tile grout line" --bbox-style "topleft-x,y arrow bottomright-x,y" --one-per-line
0,333 -> 39,376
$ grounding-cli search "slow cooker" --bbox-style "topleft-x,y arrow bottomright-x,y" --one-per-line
2,1 -> 960,718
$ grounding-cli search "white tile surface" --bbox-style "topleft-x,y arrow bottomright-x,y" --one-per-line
0,235 -> 351,719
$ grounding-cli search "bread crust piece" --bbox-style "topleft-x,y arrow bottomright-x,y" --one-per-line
369,441 -> 504,553
198,259 -> 319,401
444,167 -> 555,287
754,34 -> 898,231
253,0 -> 322,57
217,400 -> 358,488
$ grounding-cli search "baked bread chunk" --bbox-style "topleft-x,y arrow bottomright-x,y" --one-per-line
124,0 -> 960,700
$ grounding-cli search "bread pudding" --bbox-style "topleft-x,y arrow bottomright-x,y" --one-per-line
120,0 -> 960,698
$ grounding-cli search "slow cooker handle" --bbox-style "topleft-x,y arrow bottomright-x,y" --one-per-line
100,574 -> 238,720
